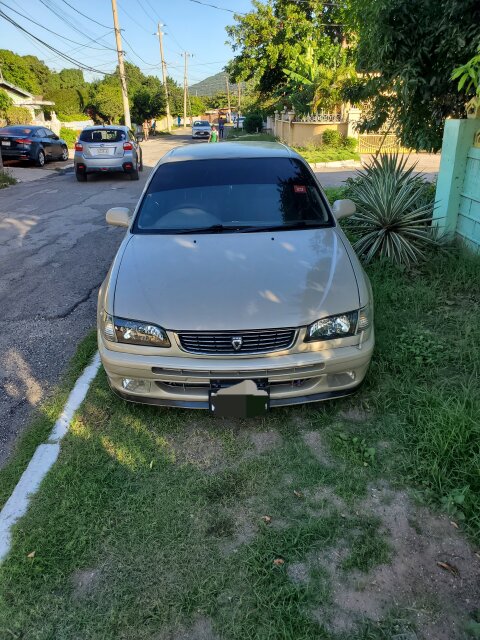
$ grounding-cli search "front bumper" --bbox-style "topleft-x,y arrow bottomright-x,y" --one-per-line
99,330 -> 374,409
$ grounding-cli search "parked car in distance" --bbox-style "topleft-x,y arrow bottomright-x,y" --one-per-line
74,125 -> 142,182
191,120 -> 211,139
98,142 -> 374,417
0,125 -> 69,166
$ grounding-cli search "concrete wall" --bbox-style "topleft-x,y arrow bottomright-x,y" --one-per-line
273,108 -> 360,147
289,122 -> 348,147
433,119 -> 480,253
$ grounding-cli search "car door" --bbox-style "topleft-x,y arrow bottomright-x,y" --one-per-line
44,128 -> 62,157
35,128 -> 52,158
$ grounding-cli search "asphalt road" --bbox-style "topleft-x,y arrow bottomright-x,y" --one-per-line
0,132 -> 191,466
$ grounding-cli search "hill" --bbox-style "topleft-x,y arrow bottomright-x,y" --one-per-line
189,71 -> 244,96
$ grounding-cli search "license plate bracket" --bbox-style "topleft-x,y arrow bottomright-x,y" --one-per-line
209,379 -> 269,418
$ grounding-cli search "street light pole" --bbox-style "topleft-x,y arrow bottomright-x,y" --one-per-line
111,0 -> 131,129
155,23 -> 171,132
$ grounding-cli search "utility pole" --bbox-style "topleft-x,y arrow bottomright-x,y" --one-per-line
155,23 -> 171,132
226,76 -> 231,114
183,52 -> 190,129
111,0 -> 131,129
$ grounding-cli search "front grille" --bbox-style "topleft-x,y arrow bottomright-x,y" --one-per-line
177,328 -> 296,355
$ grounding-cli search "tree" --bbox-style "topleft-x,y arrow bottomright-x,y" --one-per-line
346,0 -> 480,151
284,46 -> 356,113
226,0 -> 353,97
189,95 -> 206,116
0,88 -> 12,115
91,82 -> 123,123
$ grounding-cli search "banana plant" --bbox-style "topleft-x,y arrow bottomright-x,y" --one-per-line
283,46 -> 355,112
451,45 -> 480,117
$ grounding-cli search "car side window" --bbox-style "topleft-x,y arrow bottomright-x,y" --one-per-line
34,129 -> 46,138
45,129 -> 58,139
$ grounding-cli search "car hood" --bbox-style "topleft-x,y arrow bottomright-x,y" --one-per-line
113,228 -> 360,330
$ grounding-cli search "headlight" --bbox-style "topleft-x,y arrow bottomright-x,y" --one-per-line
101,312 -> 170,347
306,311 -> 358,341
305,304 -> 371,342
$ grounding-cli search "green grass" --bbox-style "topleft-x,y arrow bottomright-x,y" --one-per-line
226,130 -> 277,142
1,249 -> 479,638
0,330 -> 98,509
294,146 -> 360,164
0,169 -> 16,188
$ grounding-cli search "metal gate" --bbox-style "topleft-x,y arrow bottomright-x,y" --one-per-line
358,133 -> 411,154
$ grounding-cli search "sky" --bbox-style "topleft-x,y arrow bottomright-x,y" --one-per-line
0,0 -> 254,86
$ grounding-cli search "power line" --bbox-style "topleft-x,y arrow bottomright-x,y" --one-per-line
136,0 -> 155,26
60,0 -> 113,30
185,0 -> 239,13
117,0 -> 152,34
37,0 -> 114,49
0,9 -> 114,75
0,1 -> 117,52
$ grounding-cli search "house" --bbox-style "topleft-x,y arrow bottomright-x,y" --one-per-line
0,70 -> 55,122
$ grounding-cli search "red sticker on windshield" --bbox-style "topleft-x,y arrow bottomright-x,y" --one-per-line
294,185 -> 307,193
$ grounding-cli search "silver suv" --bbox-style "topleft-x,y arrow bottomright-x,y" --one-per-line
74,125 -> 142,182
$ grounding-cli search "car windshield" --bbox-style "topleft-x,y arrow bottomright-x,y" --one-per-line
193,121 -> 210,127
80,129 -> 126,143
0,127 -> 33,136
133,157 -> 333,234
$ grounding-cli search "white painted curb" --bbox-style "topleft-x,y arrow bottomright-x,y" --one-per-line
0,352 -> 101,562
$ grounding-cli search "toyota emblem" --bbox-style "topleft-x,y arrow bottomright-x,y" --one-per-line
231,336 -> 243,351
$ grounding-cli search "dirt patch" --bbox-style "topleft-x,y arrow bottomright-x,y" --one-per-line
327,485 -> 480,638
301,430 -> 332,466
311,486 -> 347,513
219,506 -> 257,556
287,561 -> 310,585
168,424 -> 225,471
71,567 -> 101,598
164,616 -> 220,640
249,430 -> 282,455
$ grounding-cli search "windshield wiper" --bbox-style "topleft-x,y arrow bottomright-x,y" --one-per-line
237,221 -> 326,232
173,224 -> 244,234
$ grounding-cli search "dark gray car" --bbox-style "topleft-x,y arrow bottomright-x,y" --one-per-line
0,125 -> 69,166
74,125 -> 142,182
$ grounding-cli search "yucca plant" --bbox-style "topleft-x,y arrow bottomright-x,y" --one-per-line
346,153 -> 438,266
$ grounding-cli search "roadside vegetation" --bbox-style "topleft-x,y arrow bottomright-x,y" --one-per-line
0,170 -> 16,189
59,127 -> 79,149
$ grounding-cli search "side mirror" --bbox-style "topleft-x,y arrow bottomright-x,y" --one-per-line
136,134 -> 143,142
106,207 -> 131,228
332,199 -> 356,220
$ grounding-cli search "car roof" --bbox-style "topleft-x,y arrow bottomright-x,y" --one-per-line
163,141 -> 297,162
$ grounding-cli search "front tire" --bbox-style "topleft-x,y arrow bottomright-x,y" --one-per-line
36,150 -> 45,167
76,170 -> 87,182
138,153 -> 143,171
60,146 -> 69,161
129,167 -> 139,180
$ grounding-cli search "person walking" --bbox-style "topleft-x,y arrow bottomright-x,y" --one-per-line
142,120 -> 149,141
218,118 -> 225,139
209,125 -> 219,143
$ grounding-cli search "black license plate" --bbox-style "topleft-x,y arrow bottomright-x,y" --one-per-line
209,380 -> 269,418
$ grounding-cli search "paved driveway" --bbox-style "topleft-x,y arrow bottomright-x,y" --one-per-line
0,132 -> 191,465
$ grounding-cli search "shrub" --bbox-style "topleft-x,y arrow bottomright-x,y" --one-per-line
243,113 -> 263,133
321,129 -> 342,146
346,153 -> 439,266
5,106 -> 32,125
342,136 -> 357,152
0,89 -> 12,116
60,127 -> 79,148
